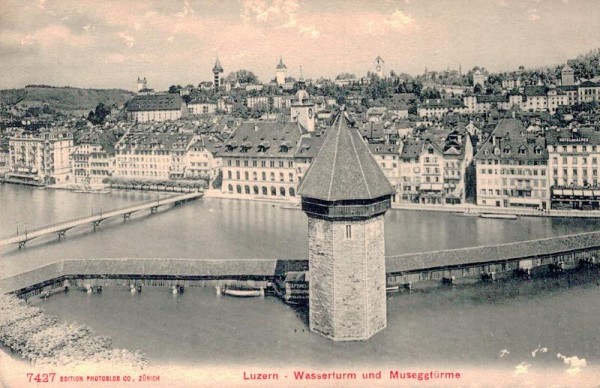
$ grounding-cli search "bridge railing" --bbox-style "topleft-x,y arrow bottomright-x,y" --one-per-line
2,193 -> 200,240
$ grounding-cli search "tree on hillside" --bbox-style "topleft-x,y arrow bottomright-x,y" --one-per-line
335,73 -> 356,80
226,70 -> 259,85
87,103 -> 111,125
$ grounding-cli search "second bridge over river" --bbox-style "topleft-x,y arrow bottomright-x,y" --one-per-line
0,191 -> 204,249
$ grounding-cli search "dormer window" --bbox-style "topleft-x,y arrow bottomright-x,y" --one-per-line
518,146 -> 527,155
484,149 -> 490,155
494,147 -> 501,155
503,146 -> 511,155
534,146 -> 543,155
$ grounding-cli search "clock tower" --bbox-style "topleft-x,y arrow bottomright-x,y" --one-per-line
374,56 -> 385,78
290,77 -> 315,132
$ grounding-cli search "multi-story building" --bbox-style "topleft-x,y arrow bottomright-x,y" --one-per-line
127,94 -> 185,122
218,122 -> 306,199
369,144 -> 401,204
463,94 -> 523,113
578,81 -> 600,103
561,64 -> 575,86
7,130 -> 73,184
547,126 -> 600,210
114,132 -> 196,180
398,129 -> 473,204
185,135 -> 222,183
71,131 -> 117,187
474,119 -> 549,209
522,86 -> 569,114
290,80 -> 316,132
187,99 -> 217,115
418,98 -> 467,118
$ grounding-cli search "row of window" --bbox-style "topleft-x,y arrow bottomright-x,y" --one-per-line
551,157 -> 599,165
226,159 -> 294,168
479,168 -> 546,176
226,170 -> 294,183
227,184 -> 296,197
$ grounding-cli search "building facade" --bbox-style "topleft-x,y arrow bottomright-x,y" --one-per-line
547,127 -> 600,210
475,119 -> 549,209
114,133 -> 195,180
218,122 -> 306,200
8,130 -> 73,184
71,131 -> 117,187
127,94 -> 185,122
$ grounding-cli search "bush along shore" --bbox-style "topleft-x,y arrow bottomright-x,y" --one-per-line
0,293 -> 147,369
103,177 -> 207,192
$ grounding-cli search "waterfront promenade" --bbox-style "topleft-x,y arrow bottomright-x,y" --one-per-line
0,192 -> 203,248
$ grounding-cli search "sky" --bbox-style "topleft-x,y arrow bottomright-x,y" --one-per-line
1,0 -> 600,91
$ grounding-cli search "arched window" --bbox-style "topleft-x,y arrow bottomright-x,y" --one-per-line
253,186 -> 259,194
244,171 -> 249,180
253,172 -> 257,180
279,172 -> 284,182
262,186 -> 268,195
227,170 -> 232,179
289,188 -> 295,197
236,185 -> 242,194
262,172 -> 267,181
280,187 -> 286,196
289,173 -> 294,182
228,184 -> 233,192
271,187 -> 277,196
236,171 -> 240,180
244,185 -> 250,194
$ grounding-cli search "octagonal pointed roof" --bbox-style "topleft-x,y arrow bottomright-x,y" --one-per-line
298,109 -> 394,202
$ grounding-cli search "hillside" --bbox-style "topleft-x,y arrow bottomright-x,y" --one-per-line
0,86 -> 134,116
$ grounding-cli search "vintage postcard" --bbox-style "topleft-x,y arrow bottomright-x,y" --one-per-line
1,0 -> 600,386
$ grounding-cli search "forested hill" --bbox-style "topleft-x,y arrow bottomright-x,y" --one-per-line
0,85 -> 134,114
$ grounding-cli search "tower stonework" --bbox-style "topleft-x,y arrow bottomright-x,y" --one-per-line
298,109 -> 394,341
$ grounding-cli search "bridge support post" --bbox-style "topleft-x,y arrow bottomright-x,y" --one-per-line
58,230 -> 66,240
150,206 -> 158,215
93,221 -> 102,231
123,213 -> 131,221
18,241 -> 26,249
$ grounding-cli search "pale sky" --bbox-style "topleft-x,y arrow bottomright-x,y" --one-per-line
1,0 -> 599,91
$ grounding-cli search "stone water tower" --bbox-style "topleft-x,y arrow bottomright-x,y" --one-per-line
297,108 -> 395,341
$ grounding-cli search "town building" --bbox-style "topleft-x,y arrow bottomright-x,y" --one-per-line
474,119 -> 549,209
398,129 -> 473,205
218,122 -> 306,199
7,130 -> 73,184
369,143 -> 401,204
298,109 -> 395,341
473,69 -> 487,87
547,126 -> 600,210
561,64 -> 575,86
137,77 -> 147,92
127,94 -> 185,122
578,81 -> 600,103
276,57 -> 287,86
290,79 -> 315,132
213,57 -> 224,90
185,135 -> 222,184
418,99 -> 467,118
114,132 -> 196,180
187,99 -> 217,115
522,86 -> 568,114
71,131 -> 117,187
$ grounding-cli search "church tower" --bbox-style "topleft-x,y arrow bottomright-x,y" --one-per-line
290,76 -> 315,132
561,64 -> 575,86
374,55 -> 385,78
298,108 -> 395,341
213,56 -> 224,89
276,56 -> 287,86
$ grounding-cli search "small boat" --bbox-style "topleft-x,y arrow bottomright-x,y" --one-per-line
480,213 -> 518,220
220,286 -> 264,297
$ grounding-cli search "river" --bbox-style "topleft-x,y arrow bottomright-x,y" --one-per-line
2,184 -> 600,376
